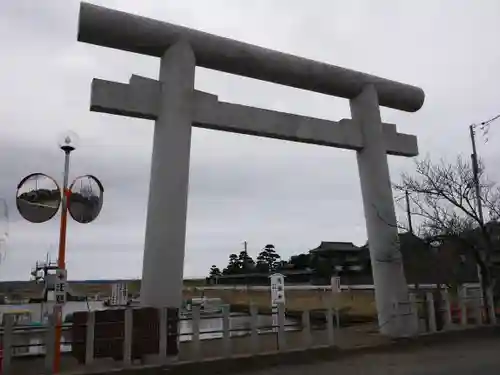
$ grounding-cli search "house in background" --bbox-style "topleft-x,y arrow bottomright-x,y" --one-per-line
208,233 -> 482,287
309,241 -> 371,285
309,233 -> 480,287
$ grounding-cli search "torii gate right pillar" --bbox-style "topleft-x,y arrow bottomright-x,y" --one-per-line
352,85 -> 417,336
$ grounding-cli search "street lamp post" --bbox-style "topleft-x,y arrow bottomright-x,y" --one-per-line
53,135 -> 76,372
15,131 -> 104,373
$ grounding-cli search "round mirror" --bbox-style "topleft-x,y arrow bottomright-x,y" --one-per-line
16,173 -> 61,223
68,175 -> 104,224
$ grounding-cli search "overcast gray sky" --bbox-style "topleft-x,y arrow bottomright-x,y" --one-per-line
0,0 -> 499,281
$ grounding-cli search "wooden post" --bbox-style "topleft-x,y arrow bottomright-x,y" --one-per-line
85,311 -> 95,365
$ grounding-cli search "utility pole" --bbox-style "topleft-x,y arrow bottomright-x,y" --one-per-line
468,114 -> 500,325
242,240 -> 249,271
469,113 -> 500,222
469,125 -> 485,226
405,190 -> 413,235
469,123 -> 490,323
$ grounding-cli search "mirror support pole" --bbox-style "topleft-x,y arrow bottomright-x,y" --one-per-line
53,147 -> 73,374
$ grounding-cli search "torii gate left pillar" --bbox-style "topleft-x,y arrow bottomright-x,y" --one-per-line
78,2 -> 425,337
140,43 -> 196,307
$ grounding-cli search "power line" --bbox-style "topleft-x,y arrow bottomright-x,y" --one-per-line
475,113 -> 500,143
480,113 -> 500,126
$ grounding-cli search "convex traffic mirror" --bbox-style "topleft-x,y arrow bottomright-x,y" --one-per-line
16,173 -> 62,223
68,175 -> 104,224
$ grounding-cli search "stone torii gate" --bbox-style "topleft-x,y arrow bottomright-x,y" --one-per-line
78,2 -> 424,337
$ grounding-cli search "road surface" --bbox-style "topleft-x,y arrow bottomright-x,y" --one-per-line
251,337 -> 500,375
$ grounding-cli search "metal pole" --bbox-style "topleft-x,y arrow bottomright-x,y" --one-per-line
53,149 -> 72,373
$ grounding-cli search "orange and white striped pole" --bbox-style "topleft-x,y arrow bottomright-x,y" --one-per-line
53,144 -> 74,373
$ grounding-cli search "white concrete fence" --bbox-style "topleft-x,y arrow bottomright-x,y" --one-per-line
0,289 -> 496,375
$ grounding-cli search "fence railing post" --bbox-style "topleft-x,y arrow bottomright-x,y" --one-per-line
277,303 -> 286,351
158,307 -> 169,363
222,305 -> 231,358
123,308 -> 133,366
85,311 -> 95,365
474,290 -> 483,325
301,310 -> 312,349
409,292 -> 420,333
486,287 -> 497,325
191,304 -> 201,361
441,289 -> 452,329
271,305 -> 278,334
459,286 -> 468,326
426,292 -> 437,333
249,304 -> 259,355
326,307 -> 335,346
3,314 -> 13,375
44,314 -> 56,375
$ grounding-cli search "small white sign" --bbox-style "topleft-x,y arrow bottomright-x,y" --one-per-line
270,273 -> 286,306
56,268 -> 67,280
331,276 -> 341,328
270,273 -> 285,333
331,276 -> 341,294
55,268 -> 67,305
110,282 -> 129,306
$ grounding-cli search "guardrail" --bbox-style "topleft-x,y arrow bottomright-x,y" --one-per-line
0,289 -> 496,375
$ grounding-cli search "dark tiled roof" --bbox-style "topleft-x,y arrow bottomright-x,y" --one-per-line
217,269 -> 313,279
310,241 -> 361,253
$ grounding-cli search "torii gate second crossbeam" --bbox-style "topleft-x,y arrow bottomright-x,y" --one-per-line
77,2 -> 424,338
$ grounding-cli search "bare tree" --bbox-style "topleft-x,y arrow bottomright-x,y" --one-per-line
394,155 -> 500,322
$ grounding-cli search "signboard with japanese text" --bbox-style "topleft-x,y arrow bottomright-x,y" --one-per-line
55,268 -> 67,305
270,273 -> 285,306
330,275 -> 341,328
270,273 -> 285,333
331,276 -> 341,294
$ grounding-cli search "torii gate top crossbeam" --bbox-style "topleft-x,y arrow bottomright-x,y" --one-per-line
78,2 -> 425,113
